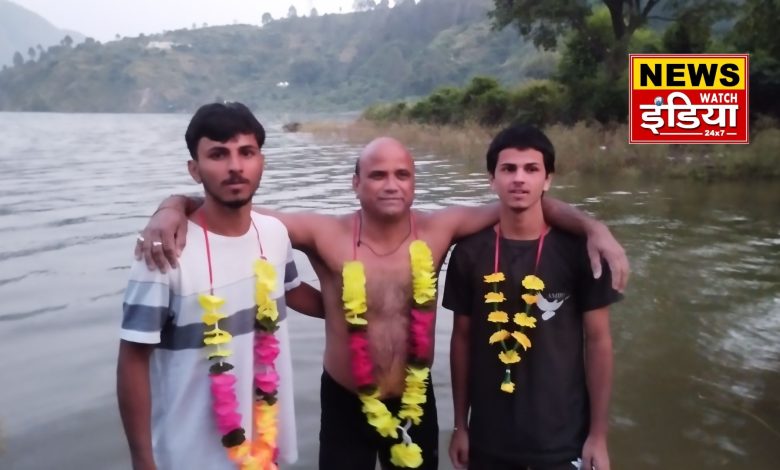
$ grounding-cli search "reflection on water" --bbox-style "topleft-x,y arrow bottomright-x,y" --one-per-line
0,113 -> 778,469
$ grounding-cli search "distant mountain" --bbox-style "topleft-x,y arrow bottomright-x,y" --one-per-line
0,0 -> 85,66
0,0 -> 554,113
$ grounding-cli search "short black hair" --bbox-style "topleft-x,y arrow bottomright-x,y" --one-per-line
486,124 -> 555,175
184,102 -> 265,159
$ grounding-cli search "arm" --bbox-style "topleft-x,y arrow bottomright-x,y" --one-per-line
432,202 -> 500,241
448,314 -> 471,469
541,196 -> 600,236
285,282 -> 325,319
135,195 -> 199,272
541,197 -> 629,292
117,340 -> 157,470
252,207 -> 330,250
581,308 -> 613,470
137,196 -> 329,270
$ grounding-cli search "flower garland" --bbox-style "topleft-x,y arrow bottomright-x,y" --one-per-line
485,226 -> 546,393
485,273 -> 544,393
199,215 -> 281,470
342,235 -> 437,468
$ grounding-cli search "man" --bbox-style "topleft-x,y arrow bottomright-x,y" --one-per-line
117,102 -> 323,470
445,124 -> 621,470
137,136 -> 628,469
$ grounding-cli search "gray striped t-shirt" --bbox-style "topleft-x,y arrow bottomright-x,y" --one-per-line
120,212 -> 299,469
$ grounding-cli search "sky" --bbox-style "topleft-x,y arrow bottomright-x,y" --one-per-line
12,0 -> 356,41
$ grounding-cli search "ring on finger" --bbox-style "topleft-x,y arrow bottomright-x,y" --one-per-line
137,234 -> 145,243
152,241 -> 163,247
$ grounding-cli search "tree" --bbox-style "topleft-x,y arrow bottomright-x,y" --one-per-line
460,76 -> 509,126
27,47 -> 36,61
262,12 -> 273,24
310,8 -> 319,17
289,58 -> 325,85
377,0 -> 390,9
12,51 -> 24,67
288,5 -> 298,18
552,6 -> 631,123
460,76 -> 501,108
490,0 -> 589,50
409,86 -> 464,125
353,0 -> 377,11
662,11 -> 710,53
61,35 -> 74,47
729,0 -> 780,119
490,0 -> 730,79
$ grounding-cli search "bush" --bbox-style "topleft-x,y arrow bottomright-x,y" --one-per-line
471,87 -> 510,126
408,86 -> 464,125
362,101 -> 408,122
509,80 -> 566,127
460,76 -> 501,107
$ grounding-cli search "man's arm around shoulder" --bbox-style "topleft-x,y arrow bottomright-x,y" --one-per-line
429,202 -> 500,242
138,195 -> 336,270
542,197 -> 629,292
253,207 -> 333,251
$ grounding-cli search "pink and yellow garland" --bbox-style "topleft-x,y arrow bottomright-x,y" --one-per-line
342,240 -> 437,468
200,258 -> 281,470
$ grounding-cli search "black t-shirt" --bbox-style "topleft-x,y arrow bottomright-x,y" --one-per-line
443,226 -> 622,466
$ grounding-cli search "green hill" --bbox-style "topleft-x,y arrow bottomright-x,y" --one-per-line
0,0 -> 84,67
0,0 -> 553,113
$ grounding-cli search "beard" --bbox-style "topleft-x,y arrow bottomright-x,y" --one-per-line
203,180 -> 258,209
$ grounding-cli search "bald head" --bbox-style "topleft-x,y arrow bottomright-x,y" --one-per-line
355,137 -> 412,176
352,136 -> 415,219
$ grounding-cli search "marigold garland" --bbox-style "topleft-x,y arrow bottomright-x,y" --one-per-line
201,253 -> 281,470
485,272 -> 544,393
342,239 -> 436,468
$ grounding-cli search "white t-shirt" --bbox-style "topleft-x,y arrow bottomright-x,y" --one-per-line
120,212 -> 300,469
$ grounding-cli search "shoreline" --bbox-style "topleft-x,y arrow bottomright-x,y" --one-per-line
301,119 -> 780,180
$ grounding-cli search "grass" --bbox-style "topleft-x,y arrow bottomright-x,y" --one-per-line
302,119 -> 780,180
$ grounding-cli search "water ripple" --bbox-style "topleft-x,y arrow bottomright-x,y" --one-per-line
0,113 -> 779,469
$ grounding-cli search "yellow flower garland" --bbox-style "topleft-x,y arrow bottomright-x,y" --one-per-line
201,258 -> 281,470
485,273 -> 544,393
342,240 -> 436,468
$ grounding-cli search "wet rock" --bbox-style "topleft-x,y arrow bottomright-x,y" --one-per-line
282,121 -> 301,132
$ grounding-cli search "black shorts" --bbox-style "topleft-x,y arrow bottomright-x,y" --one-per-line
318,370 -> 439,470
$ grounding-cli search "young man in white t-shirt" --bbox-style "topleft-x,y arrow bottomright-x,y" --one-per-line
117,102 -> 323,470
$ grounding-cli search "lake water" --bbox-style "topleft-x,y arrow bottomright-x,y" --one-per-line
0,112 -> 778,469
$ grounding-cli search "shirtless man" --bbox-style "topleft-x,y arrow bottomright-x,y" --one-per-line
138,137 -> 628,469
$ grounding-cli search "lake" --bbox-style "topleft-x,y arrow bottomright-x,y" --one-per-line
0,112 -> 778,469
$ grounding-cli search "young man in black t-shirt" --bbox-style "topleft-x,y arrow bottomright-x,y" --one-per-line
443,125 -> 621,470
